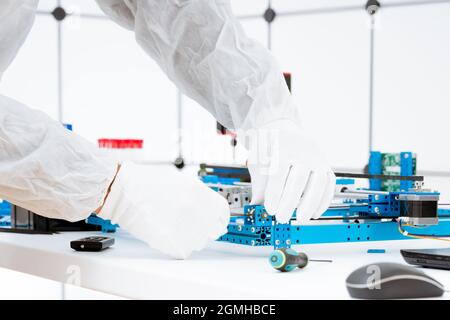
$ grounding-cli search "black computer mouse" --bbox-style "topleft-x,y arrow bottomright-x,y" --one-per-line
346,262 -> 445,299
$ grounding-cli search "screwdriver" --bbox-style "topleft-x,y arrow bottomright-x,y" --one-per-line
269,248 -> 332,272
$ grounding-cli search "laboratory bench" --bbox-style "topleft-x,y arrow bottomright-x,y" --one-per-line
0,229 -> 449,300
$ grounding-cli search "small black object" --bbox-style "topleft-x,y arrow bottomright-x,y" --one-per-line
71,236 -> 115,252
264,8 -> 276,23
174,157 -> 185,169
365,0 -> 381,15
346,262 -> 444,299
52,7 -> 67,21
217,122 -> 228,135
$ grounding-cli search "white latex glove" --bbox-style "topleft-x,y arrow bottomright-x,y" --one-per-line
247,120 -> 336,224
96,0 -> 336,223
99,162 -> 230,259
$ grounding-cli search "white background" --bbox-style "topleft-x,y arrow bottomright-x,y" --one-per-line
0,0 -> 449,299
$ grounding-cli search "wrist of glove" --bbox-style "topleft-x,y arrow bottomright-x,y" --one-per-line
99,162 -> 230,259
245,119 -> 336,224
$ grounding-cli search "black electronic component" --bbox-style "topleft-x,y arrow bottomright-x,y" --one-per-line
6,205 -> 102,234
71,236 -> 115,252
398,194 -> 439,225
198,164 -> 424,184
401,248 -> 450,270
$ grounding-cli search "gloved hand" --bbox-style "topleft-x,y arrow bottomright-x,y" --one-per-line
95,0 -> 336,222
99,162 -> 230,259
246,120 -> 336,224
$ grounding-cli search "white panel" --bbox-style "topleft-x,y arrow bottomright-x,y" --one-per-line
64,284 -> 125,300
273,0 -> 365,12
63,0 -> 104,15
230,0 -> 268,16
62,18 -> 178,162
38,0 -> 57,11
272,12 -> 370,168
0,16 -> 58,119
0,268 -> 61,300
373,4 -> 450,171
180,19 -> 266,165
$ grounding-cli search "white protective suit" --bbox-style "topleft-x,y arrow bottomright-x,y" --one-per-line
0,0 -> 335,259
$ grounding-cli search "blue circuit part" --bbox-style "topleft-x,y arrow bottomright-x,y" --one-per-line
86,215 -> 118,233
369,151 -> 415,191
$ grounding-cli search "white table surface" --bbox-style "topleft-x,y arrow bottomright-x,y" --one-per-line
0,229 -> 449,300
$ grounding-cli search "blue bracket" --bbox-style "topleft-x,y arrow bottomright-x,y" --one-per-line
86,215 -> 118,233
0,201 -> 11,217
369,151 -> 382,191
400,152 -> 414,191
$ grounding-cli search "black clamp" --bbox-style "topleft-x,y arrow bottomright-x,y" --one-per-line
52,7 -> 67,21
365,0 -> 381,15
264,7 -> 276,24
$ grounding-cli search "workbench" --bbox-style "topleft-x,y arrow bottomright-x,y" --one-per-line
0,230 -> 448,299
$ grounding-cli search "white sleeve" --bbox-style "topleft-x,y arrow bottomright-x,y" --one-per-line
0,1 -> 117,221
0,0 -> 39,80
97,0 -> 300,131
0,95 -> 118,221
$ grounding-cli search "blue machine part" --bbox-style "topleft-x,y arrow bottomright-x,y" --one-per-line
217,186 -> 450,249
367,249 -> 386,254
202,162 -> 449,249
0,215 -> 11,227
86,215 -> 118,233
369,151 -> 383,191
220,204 -> 450,249
0,201 -> 11,217
400,152 -> 414,191
200,175 -> 241,186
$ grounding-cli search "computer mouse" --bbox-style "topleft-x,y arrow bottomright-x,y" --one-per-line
346,262 -> 445,299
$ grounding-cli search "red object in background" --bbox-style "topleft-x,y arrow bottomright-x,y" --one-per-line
98,139 -> 144,149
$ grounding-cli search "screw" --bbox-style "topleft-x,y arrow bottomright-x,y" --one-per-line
275,240 -> 281,245
374,207 -> 380,214
251,240 -> 255,246
251,227 -> 255,233
237,225 -> 242,232
374,195 -> 379,201
286,239 -> 291,245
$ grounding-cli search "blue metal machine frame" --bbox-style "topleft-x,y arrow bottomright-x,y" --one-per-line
220,204 -> 450,249
200,161 -> 450,249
